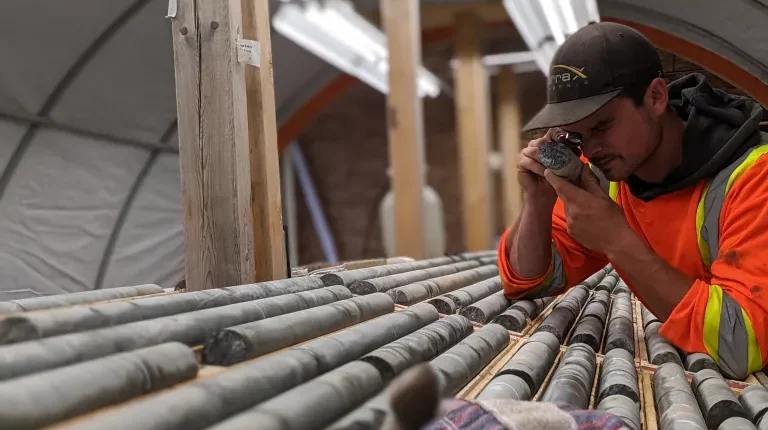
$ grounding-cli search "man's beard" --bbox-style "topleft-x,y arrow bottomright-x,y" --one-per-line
624,112 -> 665,181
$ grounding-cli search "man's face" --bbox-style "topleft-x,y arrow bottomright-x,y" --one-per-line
561,95 -> 660,181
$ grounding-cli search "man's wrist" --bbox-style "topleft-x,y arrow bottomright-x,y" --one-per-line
523,195 -> 556,213
604,224 -> 645,262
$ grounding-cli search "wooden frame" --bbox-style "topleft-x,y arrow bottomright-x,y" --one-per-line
170,0 -> 286,290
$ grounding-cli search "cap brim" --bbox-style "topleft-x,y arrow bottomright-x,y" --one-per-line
522,89 -> 622,132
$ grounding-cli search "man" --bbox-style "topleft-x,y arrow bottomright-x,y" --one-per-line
498,21 -> 768,380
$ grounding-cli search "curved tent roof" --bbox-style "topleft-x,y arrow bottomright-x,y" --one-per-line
0,0 -> 766,299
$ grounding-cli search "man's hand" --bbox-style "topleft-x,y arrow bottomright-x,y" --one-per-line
543,164 -> 632,256
518,129 -> 558,209
544,165 -> 694,318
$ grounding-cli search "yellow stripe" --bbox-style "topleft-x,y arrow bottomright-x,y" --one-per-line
695,182 -> 712,268
726,145 -> 768,195
742,307 -> 763,373
608,182 -> 619,202
552,64 -> 587,78
703,284 -> 723,364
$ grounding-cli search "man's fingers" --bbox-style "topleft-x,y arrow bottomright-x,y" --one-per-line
527,128 -> 558,149
544,169 -> 580,201
519,155 -> 546,177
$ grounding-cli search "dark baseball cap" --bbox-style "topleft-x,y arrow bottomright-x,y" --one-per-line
523,22 -> 663,132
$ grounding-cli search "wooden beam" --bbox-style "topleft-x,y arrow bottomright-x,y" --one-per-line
421,1 -> 509,30
170,0 -> 286,291
454,12 -> 494,251
381,0 -> 427,259
496,68 -> 523,226
239,0 -> 288,281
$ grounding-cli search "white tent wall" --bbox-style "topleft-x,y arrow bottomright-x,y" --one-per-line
101,152 -> 185,292
0,0 -> 766,299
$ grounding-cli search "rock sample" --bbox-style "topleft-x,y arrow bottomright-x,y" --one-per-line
427,276 -> 503,314
349,261 -> 481,295
475,374 -> 531,401
645,321 -> 683,366
604,291 -> 635,355
51,303 -> 439,430
203,293 -> 394,364
685,353 -> 719,373
459,291 -> 511,324
430,323 -> 510,396
641,304 -> 660,330
580,267 -> 609,289
0,342 -> 198,430
568,290 -> 610,352
538,140 -> 582,182
597,395 -> 641,430
653,362 -> 707,430
740,384 -> 768,424
204,361 -> 385,430
327,323 -> 509,429
540,343 -> 597,409
534,286 -> 589,342
389,265 -> 498,306
485,331 -> 561,397
494,297 -> 553,332
613,278 -> 631,295
718,417 -> 758,430
359,315 -> 474,381
692,368 -> 749,429
598,348 -> 639,404
0,276 -> 330,344
0,286 -> 354,380
0,284 -> 164,315
594,271 -> 619,293
320,257 -> 453,286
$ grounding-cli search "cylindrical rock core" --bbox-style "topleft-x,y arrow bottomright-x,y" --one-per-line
739,384 -> 768,423
538,141 -> 583,182
692,369 -> 749,429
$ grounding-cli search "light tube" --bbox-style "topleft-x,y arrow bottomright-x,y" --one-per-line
558,0 -> 581,35
539,0 -> 566,44
502,0 -> 601,75
273,0 -> 441,98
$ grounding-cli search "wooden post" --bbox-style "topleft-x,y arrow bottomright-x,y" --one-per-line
170,0 -> 286,290
381,0 -> 427,259
454,12 -> 494,251
497,67 -> 523,226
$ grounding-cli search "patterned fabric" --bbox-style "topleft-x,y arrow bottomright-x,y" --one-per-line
422,400 -> 506,430
420,400 -> 630,430
568,408 -> 629,430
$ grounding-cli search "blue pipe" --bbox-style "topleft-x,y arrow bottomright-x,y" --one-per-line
290,142 -> 339,264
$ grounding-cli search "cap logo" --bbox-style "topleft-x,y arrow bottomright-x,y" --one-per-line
552,65 -> 587,82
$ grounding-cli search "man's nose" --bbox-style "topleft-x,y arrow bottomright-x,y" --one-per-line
581,140 -> 603,158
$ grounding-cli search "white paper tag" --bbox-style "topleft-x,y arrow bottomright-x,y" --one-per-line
237,39 -> 260,67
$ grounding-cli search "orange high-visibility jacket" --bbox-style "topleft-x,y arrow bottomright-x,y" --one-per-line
498,138 -> 768,380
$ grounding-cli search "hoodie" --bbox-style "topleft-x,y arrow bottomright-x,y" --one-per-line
626,73 -> 766,201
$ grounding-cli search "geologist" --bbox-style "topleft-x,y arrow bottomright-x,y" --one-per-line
498,21 -> 768,380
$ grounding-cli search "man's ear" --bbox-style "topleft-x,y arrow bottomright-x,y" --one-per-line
645,77 -> 669,118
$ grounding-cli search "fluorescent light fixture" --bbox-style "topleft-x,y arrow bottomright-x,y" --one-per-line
502,0 -> 601,76
273,0 -> 441,98
449,51 -> 539,75
482,51 -> 537,68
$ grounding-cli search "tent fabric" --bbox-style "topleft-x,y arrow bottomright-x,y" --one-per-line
0,0 -> 766,299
